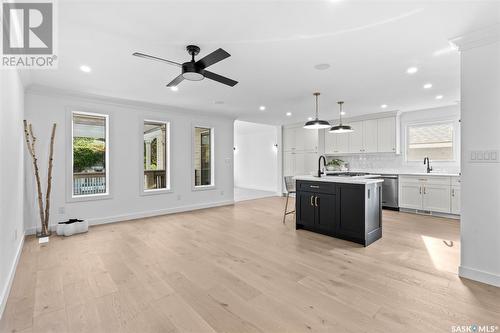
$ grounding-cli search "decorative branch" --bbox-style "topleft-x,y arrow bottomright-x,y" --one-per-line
44,124 -> 57,233
23,120 -> 56,237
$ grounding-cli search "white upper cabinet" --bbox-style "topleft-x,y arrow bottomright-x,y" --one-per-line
349,121 -> 364,153
283,126 -> 318,152
363,119 -> 378,153
325,131 -> 349,154
322,114 -> 398,155
377,117 -> 397,153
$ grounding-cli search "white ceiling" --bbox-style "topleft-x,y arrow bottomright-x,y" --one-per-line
28,0 -> 500,125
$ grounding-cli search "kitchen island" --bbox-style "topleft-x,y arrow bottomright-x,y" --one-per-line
295,175 -> 383,246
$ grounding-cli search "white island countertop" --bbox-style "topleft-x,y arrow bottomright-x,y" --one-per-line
326,170 -> 460,177
295,175 -> 384,185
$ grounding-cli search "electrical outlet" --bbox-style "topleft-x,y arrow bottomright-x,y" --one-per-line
58,206 -> 65,214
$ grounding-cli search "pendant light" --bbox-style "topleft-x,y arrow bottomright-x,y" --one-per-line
303,92 -> 331,129
329,101 -> 353,133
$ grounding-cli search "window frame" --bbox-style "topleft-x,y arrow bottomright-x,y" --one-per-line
140,118 -> 171,196
192,124 -> 215,191
66,109 -> 111,202
404,120 -> 457,163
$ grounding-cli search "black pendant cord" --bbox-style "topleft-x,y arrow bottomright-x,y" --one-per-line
338,101 -> 344,125
314,92 -> 320,120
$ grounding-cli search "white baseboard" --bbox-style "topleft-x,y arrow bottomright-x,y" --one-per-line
459,265 -> 500,287
0,233 -> 25,320
25,200 -> 234,235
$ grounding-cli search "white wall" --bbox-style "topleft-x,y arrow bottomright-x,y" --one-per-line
327,105 -> 461,174
234,121 -> 279,192
458,34 -> 500,286
0,70 -> 25,317
23,87 -> 235,233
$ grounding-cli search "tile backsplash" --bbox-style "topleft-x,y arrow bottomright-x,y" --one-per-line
329,153 -> 461,174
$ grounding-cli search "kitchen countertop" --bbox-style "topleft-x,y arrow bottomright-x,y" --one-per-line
295,175 -> 384,184
326,170 -> 460,177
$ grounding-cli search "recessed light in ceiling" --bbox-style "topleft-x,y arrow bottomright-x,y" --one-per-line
259,105 -> 266,111
308,117 -> 313,121
286,112 -> 292,117
406,67 -> 418,74
435,95 -> 443,100
380,104 -> 388,109
80,65 -> 91,73
314,63 -> 331,70
170,86 -> 178,92
423,83 -> 433,89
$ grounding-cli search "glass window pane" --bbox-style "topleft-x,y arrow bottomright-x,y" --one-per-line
144,121 -> 167,190
194,127 -> 212,186
407,122 -> 454,161
72,113 -> 107,196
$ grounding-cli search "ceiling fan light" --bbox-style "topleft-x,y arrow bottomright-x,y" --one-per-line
182,71 -> 204,81
303,119 -> 331,129
329,125 -> 353,133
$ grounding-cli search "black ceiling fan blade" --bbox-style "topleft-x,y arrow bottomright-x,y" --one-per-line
166,74 -> 184,87
196,48 -> 231,69
203,70 -> 238,87
133,52 -> 182,67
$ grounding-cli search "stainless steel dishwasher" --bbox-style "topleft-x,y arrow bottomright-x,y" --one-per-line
379,175 -> 399,209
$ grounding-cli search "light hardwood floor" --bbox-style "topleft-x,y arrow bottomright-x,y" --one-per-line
1,197 -> 499,333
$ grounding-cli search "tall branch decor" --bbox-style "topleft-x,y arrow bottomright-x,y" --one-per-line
23,120 -> 56,237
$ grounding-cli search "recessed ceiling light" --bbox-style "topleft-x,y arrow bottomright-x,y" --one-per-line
308,117 -> 313,121
340,111 -> 346,116
259,105 -> 266,111
423,83 -> 433,89
80,65 -> 91,73
435,95 -> 443,100
170,86 -> 178,92
286,112 -> 292,117
380,104 -> 388,109
406,67 -> 418,74
314,63 -> 331,70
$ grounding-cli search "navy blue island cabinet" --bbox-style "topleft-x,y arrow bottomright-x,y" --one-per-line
296,179 -> 383,246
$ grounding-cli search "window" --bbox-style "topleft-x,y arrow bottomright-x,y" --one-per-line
193,126 -> 214,187
143,120 -> 169,191
72,112 -> 109,197
406,122 -> 454,161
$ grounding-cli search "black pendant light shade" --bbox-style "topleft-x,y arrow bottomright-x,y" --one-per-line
329,101 -> 353,133
304,92 -> 331,129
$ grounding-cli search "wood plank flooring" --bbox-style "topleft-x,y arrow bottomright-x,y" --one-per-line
1,197 -> 499,333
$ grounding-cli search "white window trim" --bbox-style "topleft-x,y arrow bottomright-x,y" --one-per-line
404,119 -> 458,163
139,117 -> 172,196
66,109 -> 111,202
192,124 -> 216,191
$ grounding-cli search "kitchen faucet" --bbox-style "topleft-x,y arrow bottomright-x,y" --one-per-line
317,155 -> 327,177
424,157 -> 433,173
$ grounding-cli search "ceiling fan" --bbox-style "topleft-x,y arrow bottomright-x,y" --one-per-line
133,45 -> 238,87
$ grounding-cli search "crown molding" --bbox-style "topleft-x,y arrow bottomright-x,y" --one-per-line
24,84 -> 237,121
450,23 -> 500,51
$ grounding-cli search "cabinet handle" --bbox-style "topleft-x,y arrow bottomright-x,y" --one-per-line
451,189 -> 455,197
419,186 -> 422,194
310,196 -> 314,206
423,187 -> 426,195
315,196 -> 318,207
309,185 -> 319,188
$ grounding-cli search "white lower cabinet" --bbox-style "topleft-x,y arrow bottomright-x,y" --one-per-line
399,183 -> 422,210
451,186 -> 461,215
422,184 -> 451,213
399,176 -> 460,215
